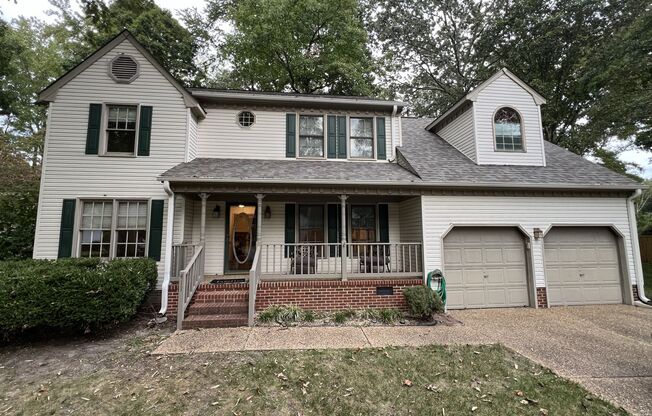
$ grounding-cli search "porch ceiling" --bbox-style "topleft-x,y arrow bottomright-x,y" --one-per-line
176,189 -> 418,202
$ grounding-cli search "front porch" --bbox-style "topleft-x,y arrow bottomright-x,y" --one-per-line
164,185 -> 425,329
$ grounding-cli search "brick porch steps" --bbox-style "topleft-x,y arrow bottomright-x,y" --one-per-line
187,301 -> 248,315
182,283 -> 250,329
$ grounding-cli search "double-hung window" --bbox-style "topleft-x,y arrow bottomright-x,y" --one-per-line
79,200 -> 148,258
298,205 -> 325,243
350,117 -> 374,158
106,105 -> 138,154
298,115 -> 324,157
351,205 -> 376,243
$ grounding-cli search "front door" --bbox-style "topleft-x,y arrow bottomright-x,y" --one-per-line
226,204 -> 257,273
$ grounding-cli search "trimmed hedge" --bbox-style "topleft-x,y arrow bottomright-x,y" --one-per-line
0,258 -> 158,336
403,285 -> 445,319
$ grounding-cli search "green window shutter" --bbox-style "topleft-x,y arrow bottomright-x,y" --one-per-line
85,104 -> 102,155
137,106 -> 153,156
376,117 -> 386,160
328,204 -> 339,256
378,204 -> 389,243
284,203 -> 296,257
57,199 -> 76,258
286,113 -> 296,158
337,116 -> 347,158
327,115 -> 337,158
148,200 -> 164,261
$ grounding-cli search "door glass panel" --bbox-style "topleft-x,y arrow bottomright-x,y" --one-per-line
227,205 -> 257,272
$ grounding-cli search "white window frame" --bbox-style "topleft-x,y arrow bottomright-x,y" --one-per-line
492,106 -> 526,153
74,198 -> 151,259
296,113 -> 326,159
349,116 -> 376,160
100,103 -> 141,157
237,110 -> 256,128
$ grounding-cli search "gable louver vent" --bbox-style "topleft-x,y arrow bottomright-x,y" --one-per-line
109,55 -> 139,83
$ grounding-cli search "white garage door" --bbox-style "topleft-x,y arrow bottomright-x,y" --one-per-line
544,227 -> 622,306
443,227 -> 530,309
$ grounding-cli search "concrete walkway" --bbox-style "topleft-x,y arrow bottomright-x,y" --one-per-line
154,305 -> 652,416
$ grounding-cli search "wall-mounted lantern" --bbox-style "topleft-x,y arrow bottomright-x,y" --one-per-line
533,227 -> 543,240
212,205 -> 221,219
264,205 -> 272,219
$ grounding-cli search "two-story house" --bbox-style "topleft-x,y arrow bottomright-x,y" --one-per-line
34,30 -> 646,329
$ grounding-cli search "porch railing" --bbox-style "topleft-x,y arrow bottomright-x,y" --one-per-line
171,243 -> 200,278
258,242 -> 422,278
248,246 -> 262,327
176,245 -> 205,330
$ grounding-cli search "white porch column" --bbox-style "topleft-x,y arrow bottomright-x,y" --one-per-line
256,194 -> 264,243
199,193 -> 210,245
340,194 -> 348,281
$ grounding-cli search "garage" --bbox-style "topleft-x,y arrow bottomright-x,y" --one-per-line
443,227 -> 530,309
544,227 -> 623,306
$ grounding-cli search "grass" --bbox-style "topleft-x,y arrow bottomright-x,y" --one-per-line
0,331 -> 627,416
643,262 -> 652,299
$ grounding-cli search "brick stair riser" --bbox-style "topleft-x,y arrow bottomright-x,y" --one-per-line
187,304 -> 248,315
182,318 -> 247,329
195,283 -> 249,291
191,293 -> 249,303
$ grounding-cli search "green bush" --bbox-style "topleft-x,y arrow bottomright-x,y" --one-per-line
332,309 -> 356,324
302,310 -> 316,322
403,285 -> 444,319
258,305 -> 306,324
378,308 -> 403,324
0,258 -> 158,337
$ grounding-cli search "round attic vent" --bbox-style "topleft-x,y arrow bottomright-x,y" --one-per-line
109,55 -> 139,83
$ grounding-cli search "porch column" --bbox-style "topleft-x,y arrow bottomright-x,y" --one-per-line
256,194 -> 264,244
198,193 -> 210,246
340,194 -> 348,281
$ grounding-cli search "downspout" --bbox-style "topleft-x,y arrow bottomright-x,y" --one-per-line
627,189 -> 650,305
158,180 -> 175,315
390,105 -> 397,159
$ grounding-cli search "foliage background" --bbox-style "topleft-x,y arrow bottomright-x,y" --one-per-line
0,0 -> 650,258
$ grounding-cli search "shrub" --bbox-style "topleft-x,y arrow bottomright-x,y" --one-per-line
358,308 -> 380,320
333,309 -> 355,324
378,308 -> 403,324
0,258 -> 158,337
258,305 -> 305,324
403,285 -> 444,319
302,310 -> 316,322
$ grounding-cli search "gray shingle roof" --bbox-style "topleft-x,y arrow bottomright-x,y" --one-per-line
160,117 -> 640,190
398,117 -> 640,189
160,157 -> 421,184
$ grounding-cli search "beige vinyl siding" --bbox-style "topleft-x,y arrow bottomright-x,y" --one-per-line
474,73 -> 545,166
437,107 -> 477,162
32,38 -> 189,287
399,197 -> 423,275
187,112 -> 199,161
420,195 -> 636,289
197,108 -> 395,161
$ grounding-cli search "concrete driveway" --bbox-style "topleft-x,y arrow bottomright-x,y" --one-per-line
156,305 -> 652,415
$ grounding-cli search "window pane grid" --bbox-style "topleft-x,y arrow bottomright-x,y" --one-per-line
350,117 -> 374,158
80,201 -> 113,258
115,201 -> 147,258
299,205 -> 324,243
238,111 -> 255,127
494,107 -> 523,151
106,105 -> 137,153
299,115 -> 324,157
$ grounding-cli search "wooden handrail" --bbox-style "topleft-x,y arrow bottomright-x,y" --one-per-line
176,245 -> 205,330
248,246 -> 262,327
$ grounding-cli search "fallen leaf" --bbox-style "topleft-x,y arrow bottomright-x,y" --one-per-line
403,379 -> 413,387
539,409 -> 549,415
425,384 -> 438,392
81,397 -> 90,401
514,364 -> 519,370
471,406 -> 478,412
210,385 -> 220,389
520,399 -> 529,405
277,373 -> 288,381
515,390 -> 524,397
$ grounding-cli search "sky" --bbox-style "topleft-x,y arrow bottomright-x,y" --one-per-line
2,0 -> 651,178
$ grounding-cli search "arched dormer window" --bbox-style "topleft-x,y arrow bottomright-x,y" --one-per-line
494,107 -> 523,151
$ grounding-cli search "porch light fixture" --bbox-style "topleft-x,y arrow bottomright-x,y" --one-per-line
264,205 -> 272,219
533,227 -> 543,240
212,205 -> 221,219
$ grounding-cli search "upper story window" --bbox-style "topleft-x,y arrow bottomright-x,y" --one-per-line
350,117 -> 374,158
106,105 -> 137,154
494,107 -> 523,151
238,111 -> 255,127
299,115 -> 324,158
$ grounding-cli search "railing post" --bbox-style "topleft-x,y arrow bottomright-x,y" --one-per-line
177,271 -> 186,330
198,193 -> 210,246
340,194 -> 348,281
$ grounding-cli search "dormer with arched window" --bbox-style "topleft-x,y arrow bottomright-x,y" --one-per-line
494,107 -> 523,152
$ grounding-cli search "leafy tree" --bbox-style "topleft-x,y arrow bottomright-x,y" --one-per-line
50,0 -> 203,83
200,0 -> 377,94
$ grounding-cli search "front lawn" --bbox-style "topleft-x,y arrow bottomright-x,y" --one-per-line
643,262 -> 652,299
0,323 -> 626,415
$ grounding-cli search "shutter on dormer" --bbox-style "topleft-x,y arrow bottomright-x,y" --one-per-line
337,116 -> 347,158
286,113 -> 296,157
85,104 -> 102,155
137,106 -> 153,156
376,117 -> 386,160
327,115 -> 337,158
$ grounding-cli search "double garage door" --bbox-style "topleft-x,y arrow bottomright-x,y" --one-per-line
443,226 -> 623,309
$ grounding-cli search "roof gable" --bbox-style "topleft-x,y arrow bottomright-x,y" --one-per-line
38,30 -> 205,118
426,68 -> 546,131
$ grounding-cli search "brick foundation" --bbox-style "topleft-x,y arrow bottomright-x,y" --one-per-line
167,283 -> 179,317
255,279 -> 423,312
632,285 -> 640,302
536,287 -> 548,308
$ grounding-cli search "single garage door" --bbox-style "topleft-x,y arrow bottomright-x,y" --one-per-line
444,227 -> 530,309
544,227 -> 622,306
